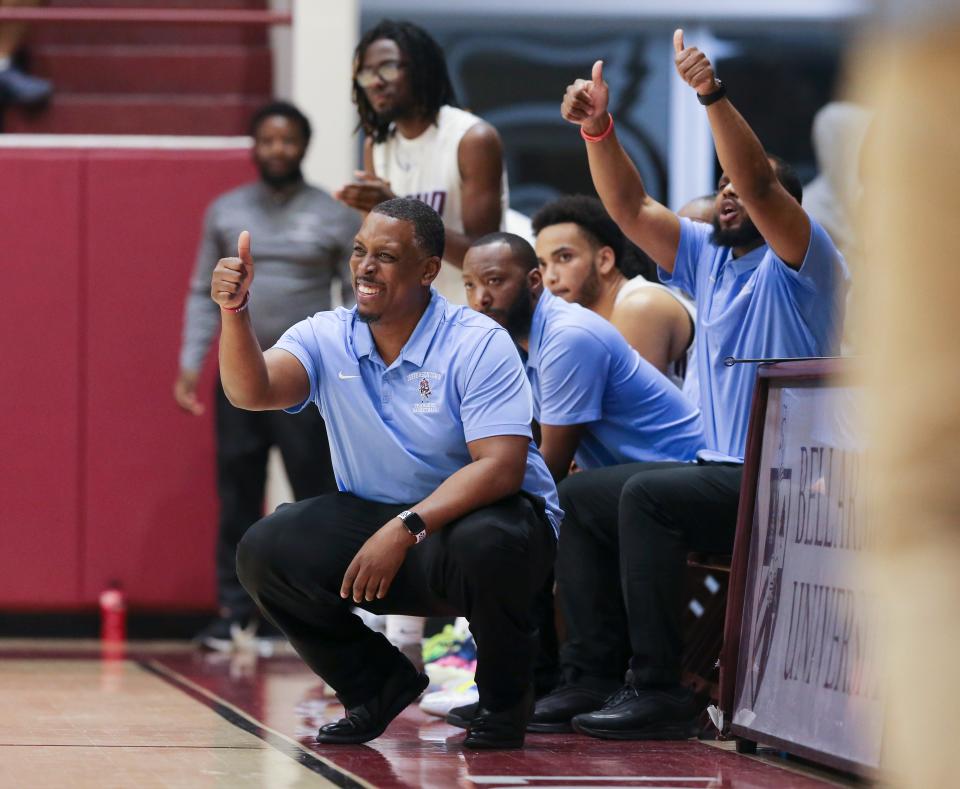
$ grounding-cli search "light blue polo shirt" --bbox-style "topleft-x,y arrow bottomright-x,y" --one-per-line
526,289 -> 705,469
273,290 -> 562,537
660,215 -> 849,460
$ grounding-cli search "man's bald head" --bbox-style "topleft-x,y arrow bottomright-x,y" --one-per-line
470,232 -> 539,273
678,194 -> 716,224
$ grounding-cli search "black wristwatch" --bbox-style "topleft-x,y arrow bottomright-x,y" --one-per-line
397,510 -> 428,544
697,79 -> 727,106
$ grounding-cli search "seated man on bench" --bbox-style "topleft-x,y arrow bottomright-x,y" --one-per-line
537,29 -> 850,740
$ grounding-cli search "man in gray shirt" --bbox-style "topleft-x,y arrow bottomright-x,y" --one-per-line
174,101 -> 361,651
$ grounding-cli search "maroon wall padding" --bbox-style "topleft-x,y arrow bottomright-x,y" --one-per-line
0,146 -> 256,610
0,152 -> 83,606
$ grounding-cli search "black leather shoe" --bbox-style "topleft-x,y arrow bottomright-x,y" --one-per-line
445,701 -> 478,729
316,668 -> 429,744
463,687 -> 534,749
527,683 -> 612,733
570,684 -> 700,740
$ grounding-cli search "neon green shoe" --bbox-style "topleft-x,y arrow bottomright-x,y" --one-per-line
422,624 -> 460,663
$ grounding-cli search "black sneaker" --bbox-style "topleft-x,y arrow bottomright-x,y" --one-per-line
446,701 -> 478,729
316,666 -> 429,745
570,684 -> 700,740
527,682 -> 614,733
463,686 -> 534,750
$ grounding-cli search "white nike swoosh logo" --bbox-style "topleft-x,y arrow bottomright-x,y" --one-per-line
338,371 -> 360,380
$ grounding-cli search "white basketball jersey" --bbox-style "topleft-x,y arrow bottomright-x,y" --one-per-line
615,276 -> 696,321
615,276 -> 697,388
372,105 -> 510,303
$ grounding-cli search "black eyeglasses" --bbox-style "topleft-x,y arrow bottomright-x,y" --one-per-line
356,60 -> 406,88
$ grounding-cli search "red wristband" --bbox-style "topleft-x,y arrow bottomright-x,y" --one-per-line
580,113 -> 614,143
222,292 -> 249,313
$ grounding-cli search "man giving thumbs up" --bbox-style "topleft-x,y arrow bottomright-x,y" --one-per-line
536,31 -> 849,740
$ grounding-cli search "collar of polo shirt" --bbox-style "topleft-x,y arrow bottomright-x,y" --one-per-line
725,243 -> 766,277
351,288 -> 447,369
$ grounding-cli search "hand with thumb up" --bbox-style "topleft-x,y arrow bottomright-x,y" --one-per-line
211,230 -> 254,311
673,28 -> 720,96
561,59 -> 611,138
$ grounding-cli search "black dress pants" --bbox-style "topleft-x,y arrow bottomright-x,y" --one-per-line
215,381 -> 336,620
236,491 -> 556,711
556,461 -> 742,687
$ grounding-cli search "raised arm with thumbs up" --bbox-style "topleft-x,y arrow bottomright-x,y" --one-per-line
560,28 -> 812,272
670,27 -> 811,266
561,59 -> 611,138
561,57 -> 682,270
213,230 -> 310,412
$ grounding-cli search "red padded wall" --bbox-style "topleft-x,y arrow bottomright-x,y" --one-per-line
0,152 -> 83,606
82,150 -> 255,608
0,146 -> 255,610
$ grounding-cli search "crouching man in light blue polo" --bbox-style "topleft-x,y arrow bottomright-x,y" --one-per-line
212,197 -> 561,750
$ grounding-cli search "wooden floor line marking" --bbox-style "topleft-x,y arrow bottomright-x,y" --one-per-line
139,658 -> 376,789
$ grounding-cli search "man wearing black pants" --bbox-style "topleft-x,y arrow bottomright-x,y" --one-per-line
212,197 -> 562,749
239,492 -> 555,729
546,462 -> 741,736
539,30 -> 848,739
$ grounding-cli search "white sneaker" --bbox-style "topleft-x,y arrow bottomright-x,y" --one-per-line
354,608 -> 387,634
419,679 -> 479,718
385,614 -> 425,647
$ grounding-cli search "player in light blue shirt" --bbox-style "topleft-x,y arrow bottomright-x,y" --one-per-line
663,197 -> 847,461
528,30 -> 850,740
458,231 -> 703,731
462,233 -> 704,482
212,197 -> 558,750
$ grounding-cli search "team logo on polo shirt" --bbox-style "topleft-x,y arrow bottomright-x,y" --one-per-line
408,371 -> 442,414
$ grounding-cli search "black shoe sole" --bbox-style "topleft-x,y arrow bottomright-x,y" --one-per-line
316,672 -> 429,745
525,720 -> 573,733
463,735 -> 525,750
571,718 -> 698,741
445,711 -> 471,729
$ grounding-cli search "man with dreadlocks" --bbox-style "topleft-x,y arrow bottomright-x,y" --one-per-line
336,19 -> 509,304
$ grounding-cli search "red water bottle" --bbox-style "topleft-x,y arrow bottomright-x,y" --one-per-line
99,583 -> 127,643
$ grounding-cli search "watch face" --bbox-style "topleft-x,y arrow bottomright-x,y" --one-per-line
398,511 -> 420,536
